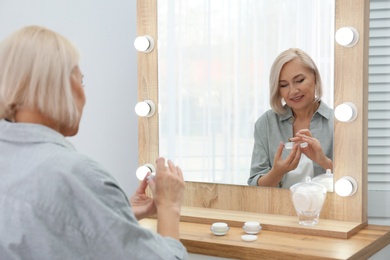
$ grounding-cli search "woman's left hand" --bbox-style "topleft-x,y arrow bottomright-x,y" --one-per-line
291,129 -> 332,170
129,172 -> 157,220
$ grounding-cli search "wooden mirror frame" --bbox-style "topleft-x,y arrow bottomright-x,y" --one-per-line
137,0 -> 369,225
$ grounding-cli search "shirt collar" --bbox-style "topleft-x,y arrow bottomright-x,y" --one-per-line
0,119 -> 76,151
279,101 -> 333,122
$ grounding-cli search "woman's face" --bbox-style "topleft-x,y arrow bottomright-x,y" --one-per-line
278,58 -> 316,113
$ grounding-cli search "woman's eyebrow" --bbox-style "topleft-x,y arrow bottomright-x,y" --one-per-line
279,74 -> 305,83
293,74 -> 305,79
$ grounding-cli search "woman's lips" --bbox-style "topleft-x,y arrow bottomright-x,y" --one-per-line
290,95 -> 304,102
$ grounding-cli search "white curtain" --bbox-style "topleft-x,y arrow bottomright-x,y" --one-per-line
158,0 -> 335,185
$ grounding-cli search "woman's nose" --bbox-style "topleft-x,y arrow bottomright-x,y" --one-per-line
289,83 -> 300,93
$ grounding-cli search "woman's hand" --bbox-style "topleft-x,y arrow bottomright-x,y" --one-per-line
258,142 -> 301,187
129,172 -> 156,220
147,157 -> 185,240
147,158 -> 185,212
273,141 -> 302,176
292,129 -> 333,170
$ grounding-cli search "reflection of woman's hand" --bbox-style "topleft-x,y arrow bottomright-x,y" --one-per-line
258,142 -> 301,187
129,172 -> 157,220
293,129 -> 333,171
273,141 -> 301,174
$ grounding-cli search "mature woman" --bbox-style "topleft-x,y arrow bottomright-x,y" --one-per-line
248,48 -> 333,188
0,26 -> 187,259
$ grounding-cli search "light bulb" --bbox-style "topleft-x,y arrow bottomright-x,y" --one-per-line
134,35 -> 154,53
335,177 -> 357,197
335,27 -> 359,47
335,102 -> 357,122
135,100 -> 156,117
136,163 -> 156,181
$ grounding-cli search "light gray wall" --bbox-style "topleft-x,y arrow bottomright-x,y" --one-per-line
0,0 -> 139,197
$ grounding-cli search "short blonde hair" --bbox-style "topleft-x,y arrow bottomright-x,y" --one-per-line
269,48 -> 323,115
0,25 -> 81,128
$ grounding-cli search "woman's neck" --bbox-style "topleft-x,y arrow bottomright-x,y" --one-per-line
14,109 -> 63,133
292,101 -> 320,120
14,109 -> 78,136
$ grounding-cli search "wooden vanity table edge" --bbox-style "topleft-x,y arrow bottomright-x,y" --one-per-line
179,206 -> 366,239
140,215 -> 390,260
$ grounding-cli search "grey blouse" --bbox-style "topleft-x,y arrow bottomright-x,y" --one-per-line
248,101 -> 334,186
0,120 -> 187,260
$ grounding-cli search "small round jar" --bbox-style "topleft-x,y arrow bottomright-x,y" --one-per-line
285,142 -> 294,150
243,221 -> 262,234
312,169 -> 334,192
210,222 -> 229,235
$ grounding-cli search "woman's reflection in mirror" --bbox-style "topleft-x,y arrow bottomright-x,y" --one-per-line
248,48 -> 333,188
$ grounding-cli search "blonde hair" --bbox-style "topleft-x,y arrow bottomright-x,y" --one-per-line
0,25 -> 81,127
269,48 -> 323,115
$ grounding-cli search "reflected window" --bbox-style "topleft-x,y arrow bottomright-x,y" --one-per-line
158,0 -> 335,185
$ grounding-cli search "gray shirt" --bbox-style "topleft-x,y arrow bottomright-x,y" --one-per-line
0,120 -> 187,260
248,101 -> 333,186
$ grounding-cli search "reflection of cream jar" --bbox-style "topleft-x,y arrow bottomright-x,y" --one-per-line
312,169 -> 334,192
285,142 -> 294,149
285,142 -> 308,149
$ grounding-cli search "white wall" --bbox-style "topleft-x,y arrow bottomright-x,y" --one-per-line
0,0 -> 139,197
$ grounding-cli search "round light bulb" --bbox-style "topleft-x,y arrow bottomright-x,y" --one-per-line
134,35 -> 154,53
135,100 -> 155,117
335,27 -> 359,47
335,177 -> 357,197
136,164 -> 156,181
335,102 -> 357,122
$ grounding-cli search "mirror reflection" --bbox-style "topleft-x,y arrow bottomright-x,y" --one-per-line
248,48 -> 334,189
158,0 -> 335,186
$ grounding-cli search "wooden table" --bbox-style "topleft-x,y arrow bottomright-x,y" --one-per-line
139,218 -> 390,260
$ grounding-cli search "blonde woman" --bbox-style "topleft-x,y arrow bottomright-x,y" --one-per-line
0,26 -> 187,259
248,48 -> 333,188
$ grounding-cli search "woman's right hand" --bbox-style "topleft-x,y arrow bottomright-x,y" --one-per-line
258,142 -> 301,187
273,141 -> 301,175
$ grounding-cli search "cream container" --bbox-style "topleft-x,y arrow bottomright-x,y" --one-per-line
210,222 -> 229,235
242,221 -> 262,234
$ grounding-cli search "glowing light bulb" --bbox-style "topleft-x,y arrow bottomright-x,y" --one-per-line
335,27 -> 359,47
135,100 -> 155,117
335,102 -> 357,122
134,35 -> 154,53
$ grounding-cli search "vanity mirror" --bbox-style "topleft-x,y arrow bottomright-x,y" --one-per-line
137,0 -> 369,224
158,0 -> 335,186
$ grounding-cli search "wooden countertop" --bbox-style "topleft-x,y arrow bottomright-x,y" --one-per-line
139,218 -> 390,260
179,207 -> 367,239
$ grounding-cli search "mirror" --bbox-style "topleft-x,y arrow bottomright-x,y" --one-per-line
137,0 -> 369,223
158,0 -> 335,185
